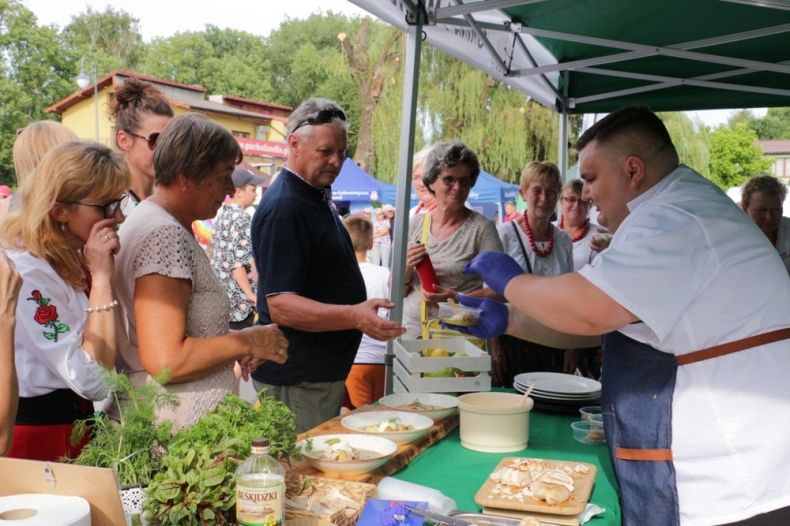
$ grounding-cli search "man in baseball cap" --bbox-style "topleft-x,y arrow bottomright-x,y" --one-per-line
211,166 -> 267,330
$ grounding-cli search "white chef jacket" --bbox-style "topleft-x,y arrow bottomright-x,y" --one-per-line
777,216 -> 790,275
579,165 -> 790,526
8,250 -> 108,400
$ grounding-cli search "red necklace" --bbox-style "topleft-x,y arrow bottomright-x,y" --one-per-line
559,216 -> 590,242
521,211 -> 554,257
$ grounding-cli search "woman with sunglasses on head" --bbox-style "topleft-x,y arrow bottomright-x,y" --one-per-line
402,141 -> 504,339
111,78 -> 174,215
113,114 -> 288,431
0,141 -> 129,461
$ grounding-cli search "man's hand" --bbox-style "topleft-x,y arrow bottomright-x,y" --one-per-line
443,295 -> 508,339
464,252 -> 523,296
351,299 -> 406,341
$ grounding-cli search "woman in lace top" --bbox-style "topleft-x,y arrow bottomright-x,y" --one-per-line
113,114 -> 288,430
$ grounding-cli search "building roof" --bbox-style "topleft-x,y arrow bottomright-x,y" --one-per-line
170,96 -> 273,122
758,140 -> 790,155
46,71 -> 206,115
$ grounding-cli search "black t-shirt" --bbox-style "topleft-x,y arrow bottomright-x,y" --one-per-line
251,168 -> 366,385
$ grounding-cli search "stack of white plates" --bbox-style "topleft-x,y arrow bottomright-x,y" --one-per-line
513,372 -> 601,412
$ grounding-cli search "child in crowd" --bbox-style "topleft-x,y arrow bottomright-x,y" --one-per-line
342,214 -> 391,409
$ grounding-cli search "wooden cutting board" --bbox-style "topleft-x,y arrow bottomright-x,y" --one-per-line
474,457 -> 596,517
294,405 -> 458,484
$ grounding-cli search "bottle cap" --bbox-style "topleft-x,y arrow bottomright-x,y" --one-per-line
252,438 -> 270,448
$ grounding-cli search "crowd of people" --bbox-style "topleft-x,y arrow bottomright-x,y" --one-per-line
0,82 -> 788,525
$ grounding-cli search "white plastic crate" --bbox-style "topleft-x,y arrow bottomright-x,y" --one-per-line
392,338 -> 491,393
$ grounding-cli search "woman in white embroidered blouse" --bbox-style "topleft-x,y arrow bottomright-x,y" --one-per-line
0,141 -> 129,460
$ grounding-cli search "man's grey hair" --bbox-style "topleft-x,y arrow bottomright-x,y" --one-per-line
287,97 -> 349,136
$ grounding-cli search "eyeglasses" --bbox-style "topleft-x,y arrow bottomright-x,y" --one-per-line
69,193 -> 130,218
561,196 -> 591,206
126,131 -> 160,151
291,109 -> 347,133
439,175 -> 474,188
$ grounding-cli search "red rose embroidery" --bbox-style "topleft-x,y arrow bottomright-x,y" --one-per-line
34,305 -> 58,325
27,289 -> 70,342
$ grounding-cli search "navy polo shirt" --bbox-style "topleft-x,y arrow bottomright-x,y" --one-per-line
251,168 -> 366,385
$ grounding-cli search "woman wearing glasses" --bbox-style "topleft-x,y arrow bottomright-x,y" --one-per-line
402,141 -> 503,339
111,78 -> 174,215
0,141 -> 129,460
555,179 -> 609,271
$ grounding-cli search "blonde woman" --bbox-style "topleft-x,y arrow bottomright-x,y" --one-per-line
741,174 -> 790,274
0,121 -> 78,218
0,141 -> 129,460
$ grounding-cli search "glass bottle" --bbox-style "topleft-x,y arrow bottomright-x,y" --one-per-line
235,437 -> 285,526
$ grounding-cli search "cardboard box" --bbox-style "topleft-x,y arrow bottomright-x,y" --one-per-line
393,338 -> 491,393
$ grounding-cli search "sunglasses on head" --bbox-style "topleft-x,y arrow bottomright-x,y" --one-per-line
127,131 -> 160,151
291,109 -> 347,133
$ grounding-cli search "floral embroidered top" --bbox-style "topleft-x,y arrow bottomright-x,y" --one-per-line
211,203 -> 256,322
6,250 -> 108,400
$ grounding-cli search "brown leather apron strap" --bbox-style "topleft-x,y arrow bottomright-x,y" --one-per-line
676,327 -> 790,366
615,447 -> 673,461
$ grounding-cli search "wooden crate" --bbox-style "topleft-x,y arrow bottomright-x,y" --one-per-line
393,338 -> 491,393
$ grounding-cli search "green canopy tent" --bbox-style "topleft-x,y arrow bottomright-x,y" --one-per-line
348,0 -> 790,389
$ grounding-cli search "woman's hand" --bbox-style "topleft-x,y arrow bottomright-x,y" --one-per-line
242,324 -> 289,364
422,285 -> 457,305
82,218 -> 123,280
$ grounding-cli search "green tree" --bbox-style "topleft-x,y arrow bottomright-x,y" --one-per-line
62,6 -> 144,74
142,27 -> 273,101
708,123 -> 771,188
660,112 -> 710,178
750,107 -> 790,140
0,0 -> 74,185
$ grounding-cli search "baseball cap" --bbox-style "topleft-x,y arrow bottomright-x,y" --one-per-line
0,185 -> 11,198
231,167 -> 266,188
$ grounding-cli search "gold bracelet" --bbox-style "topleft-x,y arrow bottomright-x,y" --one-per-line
85,299 -> 119,313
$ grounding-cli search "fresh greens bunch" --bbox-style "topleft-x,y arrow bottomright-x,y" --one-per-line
144,439 -> 243,525
72,371 -> 178,487
166,390 -> 297,461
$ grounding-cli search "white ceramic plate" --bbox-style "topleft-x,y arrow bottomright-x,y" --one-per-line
515,384 -> 601,400
296,433 -> 397,475
341,410 -> 434,444
513,372 -> 601,395
378,393 -> 458,421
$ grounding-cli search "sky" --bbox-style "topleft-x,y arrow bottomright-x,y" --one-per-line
20,0 -> 766,128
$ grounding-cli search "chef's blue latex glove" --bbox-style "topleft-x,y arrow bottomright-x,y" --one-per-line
463,252 -> 524,296
442,295 -> 508,339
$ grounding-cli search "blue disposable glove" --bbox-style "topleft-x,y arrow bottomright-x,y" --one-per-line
463,252 -> 523,296
442,295 -> 508,339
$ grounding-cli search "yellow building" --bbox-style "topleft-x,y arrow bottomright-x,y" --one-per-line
46,71 -> 291,175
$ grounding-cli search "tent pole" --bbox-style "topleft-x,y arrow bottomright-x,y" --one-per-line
558,70 -> 570,182
385,4 -> 423,395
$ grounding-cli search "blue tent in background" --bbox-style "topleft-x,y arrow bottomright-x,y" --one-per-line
332,158 -> 396,203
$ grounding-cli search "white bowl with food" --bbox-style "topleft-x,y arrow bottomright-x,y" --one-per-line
378,393 -> 458,421
341,410 -> 434,444
296,433 -> 398,475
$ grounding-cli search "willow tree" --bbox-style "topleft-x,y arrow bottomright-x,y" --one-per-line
659,112 -> 710,178
419,46 -> 559,183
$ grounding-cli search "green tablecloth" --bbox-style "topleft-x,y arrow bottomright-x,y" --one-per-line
391,409 -> 621,525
